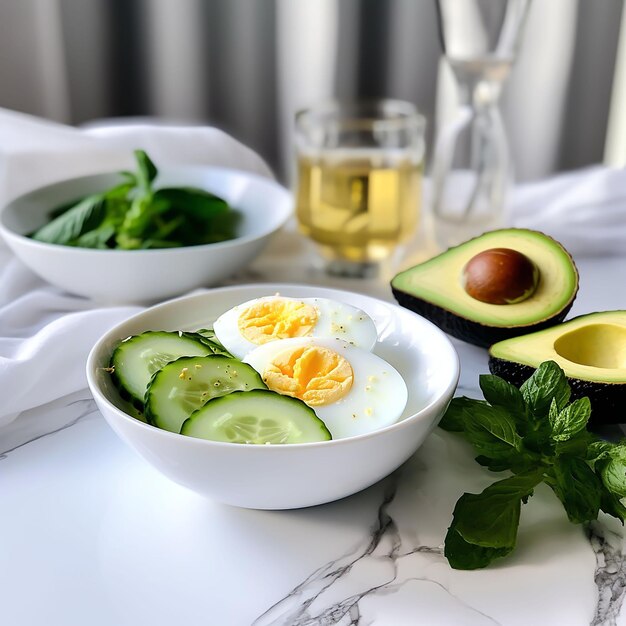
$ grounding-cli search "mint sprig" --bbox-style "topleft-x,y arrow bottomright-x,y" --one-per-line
441,361 -> 626,570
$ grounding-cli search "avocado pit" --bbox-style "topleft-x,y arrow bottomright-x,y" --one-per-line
462,248 -> 539,305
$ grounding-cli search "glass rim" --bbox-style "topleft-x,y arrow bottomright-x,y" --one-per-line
295,98 -> 426,132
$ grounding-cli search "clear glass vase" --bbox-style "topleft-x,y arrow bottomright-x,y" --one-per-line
431,0 -> 531,249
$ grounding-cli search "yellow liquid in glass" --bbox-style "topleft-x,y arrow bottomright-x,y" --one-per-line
296,152 -> 422,263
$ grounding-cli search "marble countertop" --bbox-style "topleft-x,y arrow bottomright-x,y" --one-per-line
1,232 -> 626,626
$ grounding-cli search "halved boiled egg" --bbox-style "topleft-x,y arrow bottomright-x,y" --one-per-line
243,337 -> 408,439
213,296 -> 378,360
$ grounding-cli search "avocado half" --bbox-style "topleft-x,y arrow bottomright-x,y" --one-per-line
391,229 -> 579,348
489,311 -> 626,424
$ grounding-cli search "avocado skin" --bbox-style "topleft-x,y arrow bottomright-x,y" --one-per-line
488,356 -> 626,425
392,286 -> 574,349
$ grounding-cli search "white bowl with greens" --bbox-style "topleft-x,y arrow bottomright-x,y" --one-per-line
86,284 -> 460,510
0,153 -> 291,303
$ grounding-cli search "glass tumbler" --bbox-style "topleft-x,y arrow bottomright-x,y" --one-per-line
295,100 -> 426,277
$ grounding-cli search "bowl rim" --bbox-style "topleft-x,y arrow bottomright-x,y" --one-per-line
0,166 -> 293,255
86,283 -> 460,450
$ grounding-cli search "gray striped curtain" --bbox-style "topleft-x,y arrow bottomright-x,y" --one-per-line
1,0 -> 623,182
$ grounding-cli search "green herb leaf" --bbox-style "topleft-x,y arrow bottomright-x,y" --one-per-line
444,471 -> 542,569
479,374 -> 526,421
520,360 -> 571,417
550,457 -> 601,523
439,397 -> 486,432
600,488 -> 626,521
474,454 -> 536,474
119,171 -> 137,185
32,195 -> 106,245
597,448 -> 626,498
104,182 -> 134,200
453,472 -> 542,547
195,328 -> 223,344
549,397 -> 591,443
154,187 -> 229,219
134,149 -> 158,191
464,403 -> 523,452
73,224 -> 116,249
444,521 -> 511,570
554,429 -> 595,457
600,459 -> 626,498
140,239 -> 182,249
441,397 -> 526,469
47,197 -> 81,220
548,397 -> 559,424
117,195 -> 168,243
183,330 -> 234,358
588,440 -> 614,463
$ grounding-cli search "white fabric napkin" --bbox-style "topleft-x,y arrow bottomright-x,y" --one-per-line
0,108 -> 273,428
512,166 -> 626,256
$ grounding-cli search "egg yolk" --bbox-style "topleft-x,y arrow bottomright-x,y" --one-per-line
262,345 -> 353,406
238,300 -> 319,345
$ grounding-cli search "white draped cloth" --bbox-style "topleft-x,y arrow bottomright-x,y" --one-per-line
0,107 -> 624,428
0,109 -> 272,428
512,166 -> 626,257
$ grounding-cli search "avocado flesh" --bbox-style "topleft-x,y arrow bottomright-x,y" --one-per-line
391,229 -> 578,348
489,311 -> 626,424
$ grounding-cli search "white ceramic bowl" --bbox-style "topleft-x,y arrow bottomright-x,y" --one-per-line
0,168 -> 292,303
86,284 -> 459,510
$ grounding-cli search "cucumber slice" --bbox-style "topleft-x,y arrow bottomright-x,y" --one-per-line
145,355 -> 266,433
111,331 -> 211,408
181,390 -> 332,444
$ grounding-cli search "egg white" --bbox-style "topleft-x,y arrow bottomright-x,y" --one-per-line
213,296 -> 378,360
243,337 -> 408,439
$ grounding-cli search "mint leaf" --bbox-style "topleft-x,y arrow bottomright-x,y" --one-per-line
183,330 -> 234,358
550,457 -> 601,523
103,181 -> 134,200
73,224 -> 116,249
588,441 -> 614,463
554,429 -> 594,457
549,397 -> 591,442
117,195 -> 169,243
154,187 -> 229,219
118,171 -> 137,185
442,397 -> 526,469
134,149 -> 158,191
520,361 -> 570,417
475,455 -> 512,471
444,471 -> 542,569
479,374 -> 526,422
439,397 -> 488,432
453,472 -> 542,547
475,454 -> 536,474
598,454 -> 626,499
474,449 -> 540,474
464,403 -> 523,452
600,489 -> 626,521
444,520 -> 511,570
32,195 -> 106,245
548,397 -> 559,424
600,460 -> 626,498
